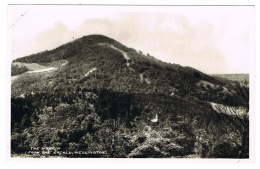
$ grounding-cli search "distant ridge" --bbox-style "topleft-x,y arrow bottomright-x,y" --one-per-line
212,74 -> 249,83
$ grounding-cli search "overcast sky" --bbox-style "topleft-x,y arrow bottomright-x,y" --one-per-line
8,5 -> 254,74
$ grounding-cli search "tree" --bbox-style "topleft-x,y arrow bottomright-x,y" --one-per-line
214,80 -> 249,158
11,64 -> 29,76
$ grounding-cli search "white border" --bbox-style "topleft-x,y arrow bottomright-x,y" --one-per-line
1,0 -> 259,169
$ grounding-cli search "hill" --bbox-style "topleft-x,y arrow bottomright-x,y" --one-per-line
12,35 -> 245,106
11,34 -> 249,158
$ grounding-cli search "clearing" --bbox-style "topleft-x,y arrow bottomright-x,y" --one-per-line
26,67 -> 57,74
12,62 -> 48,71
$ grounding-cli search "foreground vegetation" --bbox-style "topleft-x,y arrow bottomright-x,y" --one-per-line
11,83 -> 249,158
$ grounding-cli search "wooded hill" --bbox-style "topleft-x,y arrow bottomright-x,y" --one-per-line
11,34 -> 249,158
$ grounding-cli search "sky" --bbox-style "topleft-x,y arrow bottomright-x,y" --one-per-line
8,5 -> 254,74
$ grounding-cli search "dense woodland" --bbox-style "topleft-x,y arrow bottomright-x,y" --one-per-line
11,35 -> 249,158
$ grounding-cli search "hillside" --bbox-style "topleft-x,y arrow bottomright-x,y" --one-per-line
212,74 -> 249,84
12,35 -> 245,106
11,34 -> 249,158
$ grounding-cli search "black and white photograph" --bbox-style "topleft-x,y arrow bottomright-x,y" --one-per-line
9,4 -> 254,159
